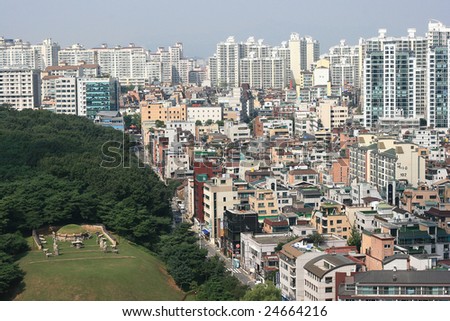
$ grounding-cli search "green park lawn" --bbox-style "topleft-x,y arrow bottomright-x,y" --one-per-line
15,235 -> 184,301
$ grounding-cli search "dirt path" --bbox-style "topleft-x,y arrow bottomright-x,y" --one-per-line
27,256 -> 136,264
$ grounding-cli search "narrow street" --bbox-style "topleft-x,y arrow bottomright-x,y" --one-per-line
195,227 -> 256,288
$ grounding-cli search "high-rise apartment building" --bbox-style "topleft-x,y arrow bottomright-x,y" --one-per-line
360,29 -> 427,119
363,42 -> 416,128
77,77 -> 119,118
327,40 -> 360,89
427,42 -> 450,129
239,52 -> 286,89
427,20 -> 450,47
213,36 -> 242,88
33,38 -> 60,70
0,38 -> 42,69
54,77 -> 77,115
58,44 -> 96,65
427,21 -> 450,129
289,33 -> 320,86
95,44 -> 147,86
0,66 -> 41,109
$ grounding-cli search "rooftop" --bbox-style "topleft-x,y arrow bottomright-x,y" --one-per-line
354,270 -> 450,285
304,254 -> 355,278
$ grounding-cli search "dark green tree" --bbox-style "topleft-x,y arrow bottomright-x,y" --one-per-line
195,120 -> 202,126
196,274 -> 248,301
307,231 -> 324,247
0,233 -> 29,256
241,281 -> 281,301
205,119 -> 213,126
154,120 -> 165,128
0,252 -> 24,300
347,225 -> 362,252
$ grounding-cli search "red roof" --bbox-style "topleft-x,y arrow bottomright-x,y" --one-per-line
263,218 -> 288,227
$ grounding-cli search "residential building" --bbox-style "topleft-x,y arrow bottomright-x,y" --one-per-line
327,39 -> 360,89
303,254 -> 357,301
94,110 -> 124,131
0,66 -> 40,109
338,270 -> 450,300
361,232 -> 396,271
223,122 -> 251,141
311,202 -> 352,239
249,189 -> 279,222
187,106 -> 223,123
287,169 -> 319,186
223,206 -> 261,258
54,77 -> 77,114
140,101 -> 187,123
211,36 -> 241,88
427,41 -> 449,129
76,77 -> 119,118
95,44 -> 147,86
278,238 -> 322,301
203,176 -> 239,246
400,185 -> 440,214
0,38 -> 59,70
240,232 -> 292,279
316,100 -> 349,131
363,42 -> 416,128
58,43 -> 96,65
331,158 -> 350,185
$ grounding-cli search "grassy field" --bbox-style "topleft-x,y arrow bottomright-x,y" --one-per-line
15,235 -> 184,301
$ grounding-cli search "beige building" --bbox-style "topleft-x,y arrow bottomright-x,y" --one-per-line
303,254 -> 357,301
311,202 -> 352,239
361,232 -> 395,271
187,106 -> 223,123
278,239 -> 322,301
317,100 -> 348,131
401,184 -> 440,213
203,176 -> 239,245
140,101 -> 187,123
249,189 -> 279,222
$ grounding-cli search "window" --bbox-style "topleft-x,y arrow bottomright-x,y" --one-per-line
337,220 -> 342,224
325,277 -> 332,284
325,287 -> 333,293
384,244 -> 391,248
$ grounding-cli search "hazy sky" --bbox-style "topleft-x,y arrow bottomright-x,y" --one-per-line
1,0 -> 450,58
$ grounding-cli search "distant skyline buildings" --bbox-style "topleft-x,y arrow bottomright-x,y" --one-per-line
1,0 -> 448,58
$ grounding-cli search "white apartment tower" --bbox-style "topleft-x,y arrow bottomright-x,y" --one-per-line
0,38 -> 39,69
427,20 -> 450,47
360,29 -> 427,118
58,44 -> 96,65
33,38 -> 60,70
240,51 -> 286,89
427,41 -> 450,129
363,42 -> 416,128
289,33 -> 320,85
96,43 -> 147,86
0,67 -> 41,109
54,77 -> 77,115
215,36 -> 242,88
327,40 -> 360,89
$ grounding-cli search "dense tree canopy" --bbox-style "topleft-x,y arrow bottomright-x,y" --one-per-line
0,107 -> 172,246
158,224 -> 248,300
0,107 -> 174,297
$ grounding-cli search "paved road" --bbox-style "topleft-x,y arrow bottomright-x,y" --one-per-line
196,228 -> 256,288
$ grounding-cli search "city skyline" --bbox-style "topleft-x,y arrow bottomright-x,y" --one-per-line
1,0 -> 450,58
